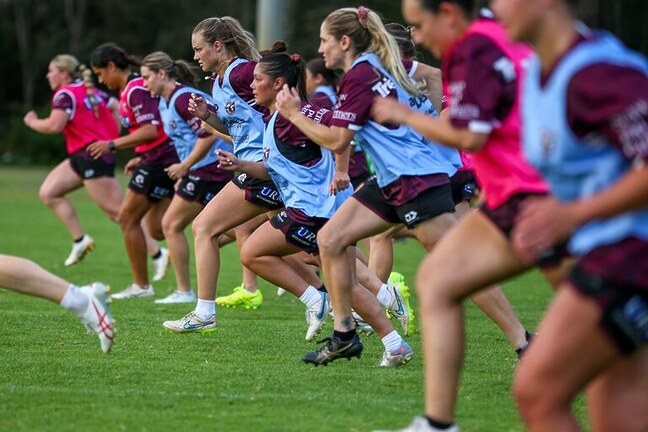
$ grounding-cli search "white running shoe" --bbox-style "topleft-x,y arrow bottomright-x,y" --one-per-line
163,311 -> 217,334
373,416 -> 458,432
386,282 -> 411,336
305,291 -> 330,341
110,283 -> 154,300
78,282 -> 115,353
152,247 -> 169,282
353,310 -> 375,336
379,340 -> 414,367
276,287 -> 287,297
64,234 -> 95,267
154,290 -> 196,304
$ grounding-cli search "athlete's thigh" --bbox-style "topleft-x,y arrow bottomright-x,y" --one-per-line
194,181 -> 266,234
320,197 -> 397,246
40,159 -> 83,196
83,176 -> 123,211
418,210 -> 529,296
411,211 -> 457,252
163,195 -> 203,229
243,220 -> 303,258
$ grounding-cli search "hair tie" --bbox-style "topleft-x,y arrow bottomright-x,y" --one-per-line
290,53 -> 301,64
357,6 -> 369,28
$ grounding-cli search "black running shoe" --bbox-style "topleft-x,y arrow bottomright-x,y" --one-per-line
516,331 -> 535,359
302,333 -> 363,366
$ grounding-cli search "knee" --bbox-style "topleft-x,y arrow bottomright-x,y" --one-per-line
191,214 -> 220,241
38,185 -> 55,206
415,256 -> 456,308
239,244 -> 257,270
512,363 -> 548,424
148,226 -> 165,241
316,226 -> 344,256
161,215 -> 180,238
117,209 -> 140,232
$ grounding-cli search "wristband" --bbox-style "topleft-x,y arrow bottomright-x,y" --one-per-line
108,140 -> 116,152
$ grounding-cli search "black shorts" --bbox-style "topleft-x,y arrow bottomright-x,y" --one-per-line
353,178 -> 455,229
69,154 -> 115,179
450,170 -> 477,205
270,208 -> 328,254
232,172 -> 283,210
176,175 -> 229,207
351,172 -> 372,190
128,164 -> 175,203
568,238 -> 648,354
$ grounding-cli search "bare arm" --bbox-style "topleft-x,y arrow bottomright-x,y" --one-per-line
412,62 -> 444,114
87,123 -> 158,159
23,109 -> 68,134
165,135 -> 218,181
216,149 -> 270,180
188,94 -> 229,135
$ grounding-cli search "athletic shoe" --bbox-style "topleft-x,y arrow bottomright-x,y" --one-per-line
305,291 -> 330,341
353,310 -> 375,336
154,290 -> 196,304
372,416 -> 458,432
110,283 -> 154,300
379,340 -> 414,367
152,247 -> 169,282
302,332 -> 363,366
78,282 -> 115,353
163,311 -> 217,334
216,285 -> 263,309
276,287 -> 287,297
516,331 -> 535,359
64,234 -> 95,267
388,272 -> 416,336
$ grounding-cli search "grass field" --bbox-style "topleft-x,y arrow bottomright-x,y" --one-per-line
0,166 -> 582,432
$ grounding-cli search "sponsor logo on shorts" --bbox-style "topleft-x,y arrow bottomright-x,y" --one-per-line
84,169 -> 95,178
238,173 -> 247,183
135,174 -> 145,184
185,182 -> 195,192
404,211 -> 418,224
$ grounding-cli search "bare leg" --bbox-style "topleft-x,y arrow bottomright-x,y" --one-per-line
232,214 -> 268,293
0,254 -> 68,302
117,190 -> 155,286
39,159 -> 85,239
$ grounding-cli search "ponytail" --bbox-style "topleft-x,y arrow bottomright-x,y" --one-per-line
79,64 -> 100,118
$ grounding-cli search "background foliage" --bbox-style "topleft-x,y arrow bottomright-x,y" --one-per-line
1,0 -> 646,164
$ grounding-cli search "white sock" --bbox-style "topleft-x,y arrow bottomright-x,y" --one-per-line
299,285 -> 321,308
60,284 -> 89,315
381,330 -> 402,353
376,284 -> 391,308
195,299 -> 215,319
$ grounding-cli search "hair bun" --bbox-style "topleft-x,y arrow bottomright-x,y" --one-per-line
290,53 -> 301,64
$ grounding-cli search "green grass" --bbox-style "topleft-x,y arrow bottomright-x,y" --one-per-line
0,166 -> 582,431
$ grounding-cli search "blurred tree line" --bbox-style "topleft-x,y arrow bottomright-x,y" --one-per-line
1,0 -> 646,165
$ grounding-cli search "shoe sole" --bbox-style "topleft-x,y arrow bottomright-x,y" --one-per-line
216,303 -> 261,310
303,352 -> 362,367
163,327 -> 217,335
65,242 -> 95,267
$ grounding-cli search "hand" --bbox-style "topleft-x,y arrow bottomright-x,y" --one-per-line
165,163 -> 188,181
511,196 -> 578,265
23,111 -> 38,127
275,84 -> 302,121
188,93 -> 209,121
124,157 -> 141,174
216,149 -> 240,171
329,171 -> 350,195
87,140 -> 110,159
371,97 -> 410,125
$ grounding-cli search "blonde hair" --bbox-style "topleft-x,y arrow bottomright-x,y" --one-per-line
323,7 -> 423,96
193,16 -> 260,61
51,54 -> 100,118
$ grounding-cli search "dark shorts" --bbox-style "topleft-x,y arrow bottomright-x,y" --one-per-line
351,171 -> 372,190
480,192 -> 567,267
128,164 -> 175,203
69,154 -> 115,179
450,170 -> 477,205
270,208 -> 328,254
568,237 -> 648,354
177,175 -> 229,207
232,172 -> 283,210
353,177 -> 455,229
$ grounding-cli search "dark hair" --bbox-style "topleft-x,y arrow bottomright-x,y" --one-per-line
142,51 -> 198,87
91,42 -> 140,70
305,58 -> 339,88
421,0 -> 475,15
257,42 -> 307,101
384,23 -> 417,60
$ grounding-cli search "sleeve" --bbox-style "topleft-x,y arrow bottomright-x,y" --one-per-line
51,89 -> 74,116
330,67 -> 374,130
447,34 -> 515,133
567,63 -> 648,163
128,87 -> 162,126
174,92 -> 212,139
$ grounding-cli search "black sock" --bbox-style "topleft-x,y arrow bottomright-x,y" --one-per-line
317,284 -> 328,293
425,416 -> 454,430
152,249 -> 162,260
333,329 -> 356,342
73,235 -> 85,243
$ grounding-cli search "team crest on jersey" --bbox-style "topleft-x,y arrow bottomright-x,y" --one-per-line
225,101 -> 236,115
263,147 -> 270,160
169,120 -> 177,130
541,130 -> 555,158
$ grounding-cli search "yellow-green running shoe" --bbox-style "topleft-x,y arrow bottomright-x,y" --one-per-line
387,272 -> 416,336
216,285 -> 263,309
